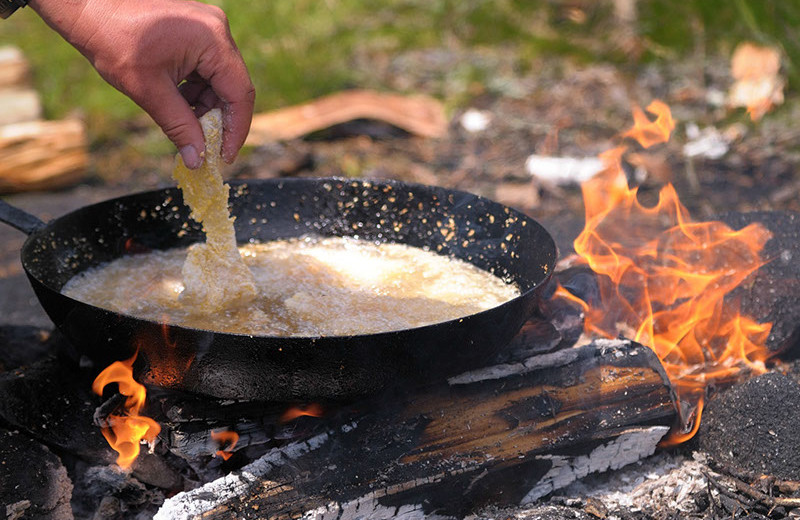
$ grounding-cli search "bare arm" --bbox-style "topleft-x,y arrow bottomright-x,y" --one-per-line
28,0 -> 255,168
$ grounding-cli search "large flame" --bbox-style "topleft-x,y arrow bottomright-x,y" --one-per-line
565,101 -> 773,443
92,353 -> 161,468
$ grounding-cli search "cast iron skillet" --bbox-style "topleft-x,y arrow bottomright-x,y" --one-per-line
0,178 -> 556,401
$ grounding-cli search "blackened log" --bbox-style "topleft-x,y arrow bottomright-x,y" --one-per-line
157,339 -> 677,519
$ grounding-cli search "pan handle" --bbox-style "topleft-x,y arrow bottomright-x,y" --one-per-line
0,198 -> 46,235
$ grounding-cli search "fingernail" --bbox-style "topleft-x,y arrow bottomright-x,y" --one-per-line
180,145 -> 202,169
222,149 -> 238,164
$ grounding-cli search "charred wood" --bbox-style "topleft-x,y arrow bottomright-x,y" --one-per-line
157,339 -> 677,519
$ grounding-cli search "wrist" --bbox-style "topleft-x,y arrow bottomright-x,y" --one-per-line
26,0 -> 100,52
0,0 -> 28,19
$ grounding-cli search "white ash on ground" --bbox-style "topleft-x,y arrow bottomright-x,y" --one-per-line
479,451 -> 713,519
561,451 -> 710,514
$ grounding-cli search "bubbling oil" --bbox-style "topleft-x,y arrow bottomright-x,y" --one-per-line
62,236 -> 520,336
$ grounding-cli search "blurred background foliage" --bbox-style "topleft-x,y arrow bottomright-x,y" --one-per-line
0,0 -> 797,151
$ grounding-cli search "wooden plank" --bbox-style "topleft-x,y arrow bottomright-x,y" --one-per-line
157,339 -> 677,519
245,90 -> 448,145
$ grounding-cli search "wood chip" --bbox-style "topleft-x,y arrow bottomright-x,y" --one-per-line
728,42 -> 784,121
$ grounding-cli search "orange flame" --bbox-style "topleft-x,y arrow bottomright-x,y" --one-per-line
280,403 -> 324,423
566,101 -> 773,443
210,429 -> 240,460
92,353 -> 161,468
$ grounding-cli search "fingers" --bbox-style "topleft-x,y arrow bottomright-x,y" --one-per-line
220,84 -> 256,164
179,74 -> 221,115
136,73 -> 206,169
181,58 -> 255,164
198,49 -> 255,163
209,64 -> 256,163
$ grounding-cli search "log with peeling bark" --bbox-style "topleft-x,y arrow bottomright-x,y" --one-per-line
0,119 -> 88,193
156,339 -> 677,520
245,89 -> 448,145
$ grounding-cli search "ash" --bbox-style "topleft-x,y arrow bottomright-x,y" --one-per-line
560,451 -> 710,515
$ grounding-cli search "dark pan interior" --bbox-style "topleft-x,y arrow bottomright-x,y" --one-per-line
20,178 -> 557,401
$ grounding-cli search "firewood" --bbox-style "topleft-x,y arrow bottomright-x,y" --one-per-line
0,119 -> 88,193
0,88 -> 41,126
245,89 -> 448,145
0,46 -> 30,89
157,339 -> 677,519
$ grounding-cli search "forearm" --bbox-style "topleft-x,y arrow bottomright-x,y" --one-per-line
28,0 -> 132,65
27,0 -> 85,41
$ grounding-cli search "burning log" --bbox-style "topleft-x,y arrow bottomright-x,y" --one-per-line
157,339 -> 677,519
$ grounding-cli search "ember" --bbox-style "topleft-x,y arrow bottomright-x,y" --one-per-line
280,403 -> 324,423
210,429 -> 240,460
560,101 -> 775,442
91,352 -> 161,468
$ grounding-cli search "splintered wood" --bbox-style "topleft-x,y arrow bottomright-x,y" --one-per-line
172,109 -> 256,312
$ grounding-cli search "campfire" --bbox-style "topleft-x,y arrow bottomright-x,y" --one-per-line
555,101 -> 775,444
2,101 -> 798,520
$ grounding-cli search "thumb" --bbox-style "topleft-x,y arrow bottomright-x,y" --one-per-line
132,76 -> 206,169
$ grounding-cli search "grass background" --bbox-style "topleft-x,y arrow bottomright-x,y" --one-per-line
1,0 -> 798,153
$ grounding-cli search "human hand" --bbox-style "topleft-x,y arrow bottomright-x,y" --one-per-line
29,0 -> 255,169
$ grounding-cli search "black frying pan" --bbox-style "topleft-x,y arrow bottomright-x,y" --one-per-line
0,178 -> 556,401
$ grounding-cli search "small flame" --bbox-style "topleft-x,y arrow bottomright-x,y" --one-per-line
621,100 -> 675,148
280,403 -> 324,423
210,429 -> 239,460
92,353 -> 161,469
564,101 -> 774,443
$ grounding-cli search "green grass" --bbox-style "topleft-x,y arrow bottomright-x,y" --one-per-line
1,1 -> 551,132
1,1 -> 798,152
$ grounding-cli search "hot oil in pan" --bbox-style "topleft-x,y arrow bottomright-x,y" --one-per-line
61,236 -> 520,337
